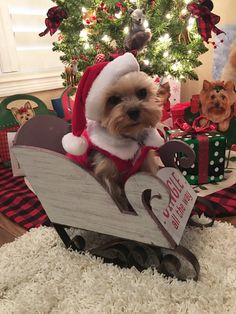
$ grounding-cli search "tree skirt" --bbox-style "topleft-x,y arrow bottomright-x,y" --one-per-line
0,223 -> 236,313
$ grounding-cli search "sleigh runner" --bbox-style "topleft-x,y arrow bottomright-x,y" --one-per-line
12,115 -> 213,281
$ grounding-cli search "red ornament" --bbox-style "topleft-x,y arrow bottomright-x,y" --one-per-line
95,53 -> 106,63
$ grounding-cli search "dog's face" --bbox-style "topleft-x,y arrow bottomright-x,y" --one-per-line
199,80 -> 236,123
11,101 -> 35,125
157,82 -> 171,106
100,71 -> 162,137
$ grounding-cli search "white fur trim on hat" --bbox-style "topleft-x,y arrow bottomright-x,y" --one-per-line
62,132 -> 88,156
86,53 -> 140,121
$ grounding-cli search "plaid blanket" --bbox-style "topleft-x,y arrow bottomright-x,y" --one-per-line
0,165 -> 235,230
0,166 -> 50,229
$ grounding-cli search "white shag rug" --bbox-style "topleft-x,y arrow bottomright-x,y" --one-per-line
0,222 -> 236,314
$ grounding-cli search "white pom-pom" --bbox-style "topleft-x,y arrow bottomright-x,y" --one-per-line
62,133 -> 88,155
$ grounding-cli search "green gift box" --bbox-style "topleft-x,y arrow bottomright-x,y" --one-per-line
166,129 -> 226,185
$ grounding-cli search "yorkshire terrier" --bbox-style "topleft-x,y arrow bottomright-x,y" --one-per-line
199,80 -> 236,132
11,101 -> 35,126
88,71 -> 163,209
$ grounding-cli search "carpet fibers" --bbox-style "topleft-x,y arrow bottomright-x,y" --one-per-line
0,222 -> 236,314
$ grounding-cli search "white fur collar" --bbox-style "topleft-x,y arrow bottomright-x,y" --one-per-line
87,121 -> 164,160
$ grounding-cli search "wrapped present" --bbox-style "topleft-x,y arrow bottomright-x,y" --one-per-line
166,117 -> 226,185
171,94 -> 236,148
0,94 -> 55,166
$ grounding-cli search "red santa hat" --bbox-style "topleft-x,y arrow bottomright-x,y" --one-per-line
62,52 -> 140,155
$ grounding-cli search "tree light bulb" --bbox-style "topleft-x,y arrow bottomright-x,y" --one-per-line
166,13 -> 171,19
143,20 -> 149,29
123,26 -> 129,34
163,51 -> 169,57
187,17 -> 195,31
188,50 -> 192,54
102,35 -> 110,42
143,59 -> 150,65
80,29 -> 88,40
115,11 -> 122,19
81,7 -> 87,13
159,33 -> 171,43
83,43 -> 90,49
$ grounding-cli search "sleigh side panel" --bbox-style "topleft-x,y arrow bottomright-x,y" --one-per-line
13,146 -> 173,248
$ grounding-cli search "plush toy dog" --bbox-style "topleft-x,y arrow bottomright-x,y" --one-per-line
124,9 -> 151,52
199,80 -> 236,132
11,101 -> 35,126
62,53 -> 164,208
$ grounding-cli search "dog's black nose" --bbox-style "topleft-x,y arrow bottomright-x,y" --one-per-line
127,108 -> 140,121
215,103 -> 220,108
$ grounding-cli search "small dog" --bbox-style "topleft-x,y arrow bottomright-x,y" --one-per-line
199,80 -> 236,132
157,82 -> 171,106
11,101 -> 35,126
89,71 -> 162,208
221,40 -> 236,88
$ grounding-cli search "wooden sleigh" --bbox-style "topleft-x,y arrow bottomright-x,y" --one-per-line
12,116 -> 214,281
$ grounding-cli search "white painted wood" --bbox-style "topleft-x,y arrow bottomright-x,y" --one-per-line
0,3 -> 19,73
13,146 -> 173,248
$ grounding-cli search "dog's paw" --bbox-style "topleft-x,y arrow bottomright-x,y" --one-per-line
218,120 -> 230,132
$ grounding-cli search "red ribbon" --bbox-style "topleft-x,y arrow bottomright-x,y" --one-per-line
18,107 -> 28,114
174,116 -> 217,185
175,116 -> 217,134
39,6 -> 68,37
187,2 -> 225,43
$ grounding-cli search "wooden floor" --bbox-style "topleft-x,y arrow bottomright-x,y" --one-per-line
0,213 -> 26,247
0,212 -> 236,248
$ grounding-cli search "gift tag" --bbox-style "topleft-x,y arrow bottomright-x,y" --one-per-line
154,168 -> 197,245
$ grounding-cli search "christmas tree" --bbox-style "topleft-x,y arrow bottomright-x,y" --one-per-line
46,0 -> 217,86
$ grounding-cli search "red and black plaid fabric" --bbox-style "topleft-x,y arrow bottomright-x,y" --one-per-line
39,6 -> 68,37
195,185 -> 236,217
0,166 -> 50,230
187,2 -> 225,43
0,126 -> 19,162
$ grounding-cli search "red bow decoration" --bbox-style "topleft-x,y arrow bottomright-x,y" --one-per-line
175,116 -> 217,133
39,6 -> 68,37
187,2 -> 225,43
18,107 -> 28,114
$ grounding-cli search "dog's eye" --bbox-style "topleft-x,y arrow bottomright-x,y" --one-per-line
106,96 -> 121,108
221,95 -> 226,100
136,88 -> 147,99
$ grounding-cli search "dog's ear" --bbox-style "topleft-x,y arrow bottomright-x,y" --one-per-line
161,82 -> 170,92
202,80 -> 212,91
24,101 -> 32,110
10,107 -> 19,116
224,80 -> 235,92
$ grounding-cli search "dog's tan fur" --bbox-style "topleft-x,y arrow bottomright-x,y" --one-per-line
89,71 -> 162,209
11,101 -> 35,126
157,82 -> 171,106
199,80 -> 236,132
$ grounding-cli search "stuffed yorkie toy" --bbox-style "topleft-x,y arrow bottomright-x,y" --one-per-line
62,53 -> 164,209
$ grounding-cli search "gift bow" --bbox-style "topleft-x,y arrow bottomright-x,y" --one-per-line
39,6 -> 68,37
187,2 -> 225,43
175,116 -> 217,133
18,107 -> 28,114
